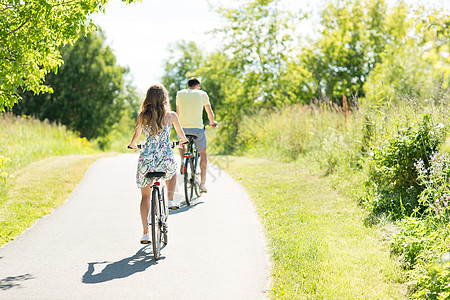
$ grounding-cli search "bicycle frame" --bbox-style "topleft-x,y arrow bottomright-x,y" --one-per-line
183,139 -> 198,173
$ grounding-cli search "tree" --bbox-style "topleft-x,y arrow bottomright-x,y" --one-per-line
212,0 -> 297,108
161,40 -> 203,110
364,6 -> 448,101
415,11 -> 450,87
14,30 -> 129,139
0,0 -> 136,112
300,0 -> 399,102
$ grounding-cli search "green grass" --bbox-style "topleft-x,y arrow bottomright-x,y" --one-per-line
212,155 -> 407,299
0,114 -> 115,247
0,154 -> 110,246
0,113 -> 98,178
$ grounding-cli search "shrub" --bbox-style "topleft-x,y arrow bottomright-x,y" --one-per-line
391,217 -> 450,298
367,114 -> 446,219
412,261 -> 450,299
416,152 -> 450,223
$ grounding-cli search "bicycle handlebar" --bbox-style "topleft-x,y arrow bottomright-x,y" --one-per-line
127,140 -> 187,150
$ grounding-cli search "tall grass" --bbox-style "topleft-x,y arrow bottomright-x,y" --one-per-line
0,113 -> 98,181
230,91 -> 449,197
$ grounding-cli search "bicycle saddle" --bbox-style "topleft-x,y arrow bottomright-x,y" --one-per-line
145,171 -> 166,179
186,135 -> 198,140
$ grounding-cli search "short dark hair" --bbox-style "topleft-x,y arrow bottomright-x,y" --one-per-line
187,77 -> 201,87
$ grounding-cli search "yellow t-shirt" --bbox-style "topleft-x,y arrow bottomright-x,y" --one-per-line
176,89 -> 210,128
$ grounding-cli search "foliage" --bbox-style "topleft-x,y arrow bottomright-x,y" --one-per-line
301,0 -> 399,101
416,152 -> 450,223
366,114 -> 446,219
95,82 -> 142,151
0,0 -> 136,112
236,107 -> 307,161
13,30 -> 132,140
415,11 -> 450,86
161,40 -> 203,110
391,217 -> 450,298
389,149 -> 450,298
391,217 -> 435,270
364,7 -> 448,101
234,103 -> 363,165
212,0 -> 297,107
413,261 -> 450,299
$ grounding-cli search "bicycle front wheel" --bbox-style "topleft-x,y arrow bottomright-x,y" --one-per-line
151,188 -> 162,260
184,158 -> 193,205
193,151 -> 201,198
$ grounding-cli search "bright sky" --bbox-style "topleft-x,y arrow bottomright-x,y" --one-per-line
92,0 -> 449,93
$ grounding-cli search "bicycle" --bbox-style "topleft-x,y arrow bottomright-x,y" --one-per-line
128,141 -> 181,260
182,123 -> 218,206
182,135 -> 201,206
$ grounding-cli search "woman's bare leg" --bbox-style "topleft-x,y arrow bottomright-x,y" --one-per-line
140,183 -> 152,234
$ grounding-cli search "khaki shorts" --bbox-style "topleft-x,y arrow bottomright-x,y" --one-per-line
179,127 -> 207,151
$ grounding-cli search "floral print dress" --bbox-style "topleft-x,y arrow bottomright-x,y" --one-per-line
136,120 -> 177,188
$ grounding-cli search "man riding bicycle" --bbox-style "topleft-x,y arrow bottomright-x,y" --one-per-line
176,77 -> 218,193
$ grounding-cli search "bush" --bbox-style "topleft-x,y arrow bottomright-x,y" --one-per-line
412,261 -> 450,299
416,152 -> 450,223
367,114 -> 446,219
391,217 -> 450,298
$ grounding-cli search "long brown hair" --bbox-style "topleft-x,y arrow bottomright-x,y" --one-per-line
136,83 -> 170,137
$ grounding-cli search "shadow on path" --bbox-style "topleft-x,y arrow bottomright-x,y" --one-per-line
82,245 -> 163,284
0,273 -> 34,290
169,200 -> 204,215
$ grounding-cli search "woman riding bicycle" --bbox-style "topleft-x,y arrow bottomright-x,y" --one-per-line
128,83 -> 188,244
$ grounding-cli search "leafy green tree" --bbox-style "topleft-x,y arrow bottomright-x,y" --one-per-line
415,11 -> 450,86
364,7 -> 448,101
301,0 -> 401,102
96,80 -> 142,150
212,0 -> 297,108
0,0 -> 136,112
199,0 -> 298,152
14,30 -> 129,140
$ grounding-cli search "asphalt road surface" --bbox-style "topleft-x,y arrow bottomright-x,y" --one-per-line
0,154 -> 270,299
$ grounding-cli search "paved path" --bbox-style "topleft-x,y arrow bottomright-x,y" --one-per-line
0,154 -> 270,299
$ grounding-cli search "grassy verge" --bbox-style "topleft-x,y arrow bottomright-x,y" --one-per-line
0,153 -> 111,247
0,113 -> 99,180
212,155 -> 406,299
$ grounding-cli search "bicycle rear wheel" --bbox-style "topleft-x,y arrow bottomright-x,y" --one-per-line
184,158 -> 193,205
151,188 -> 162,260
162,186 -> 168,245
